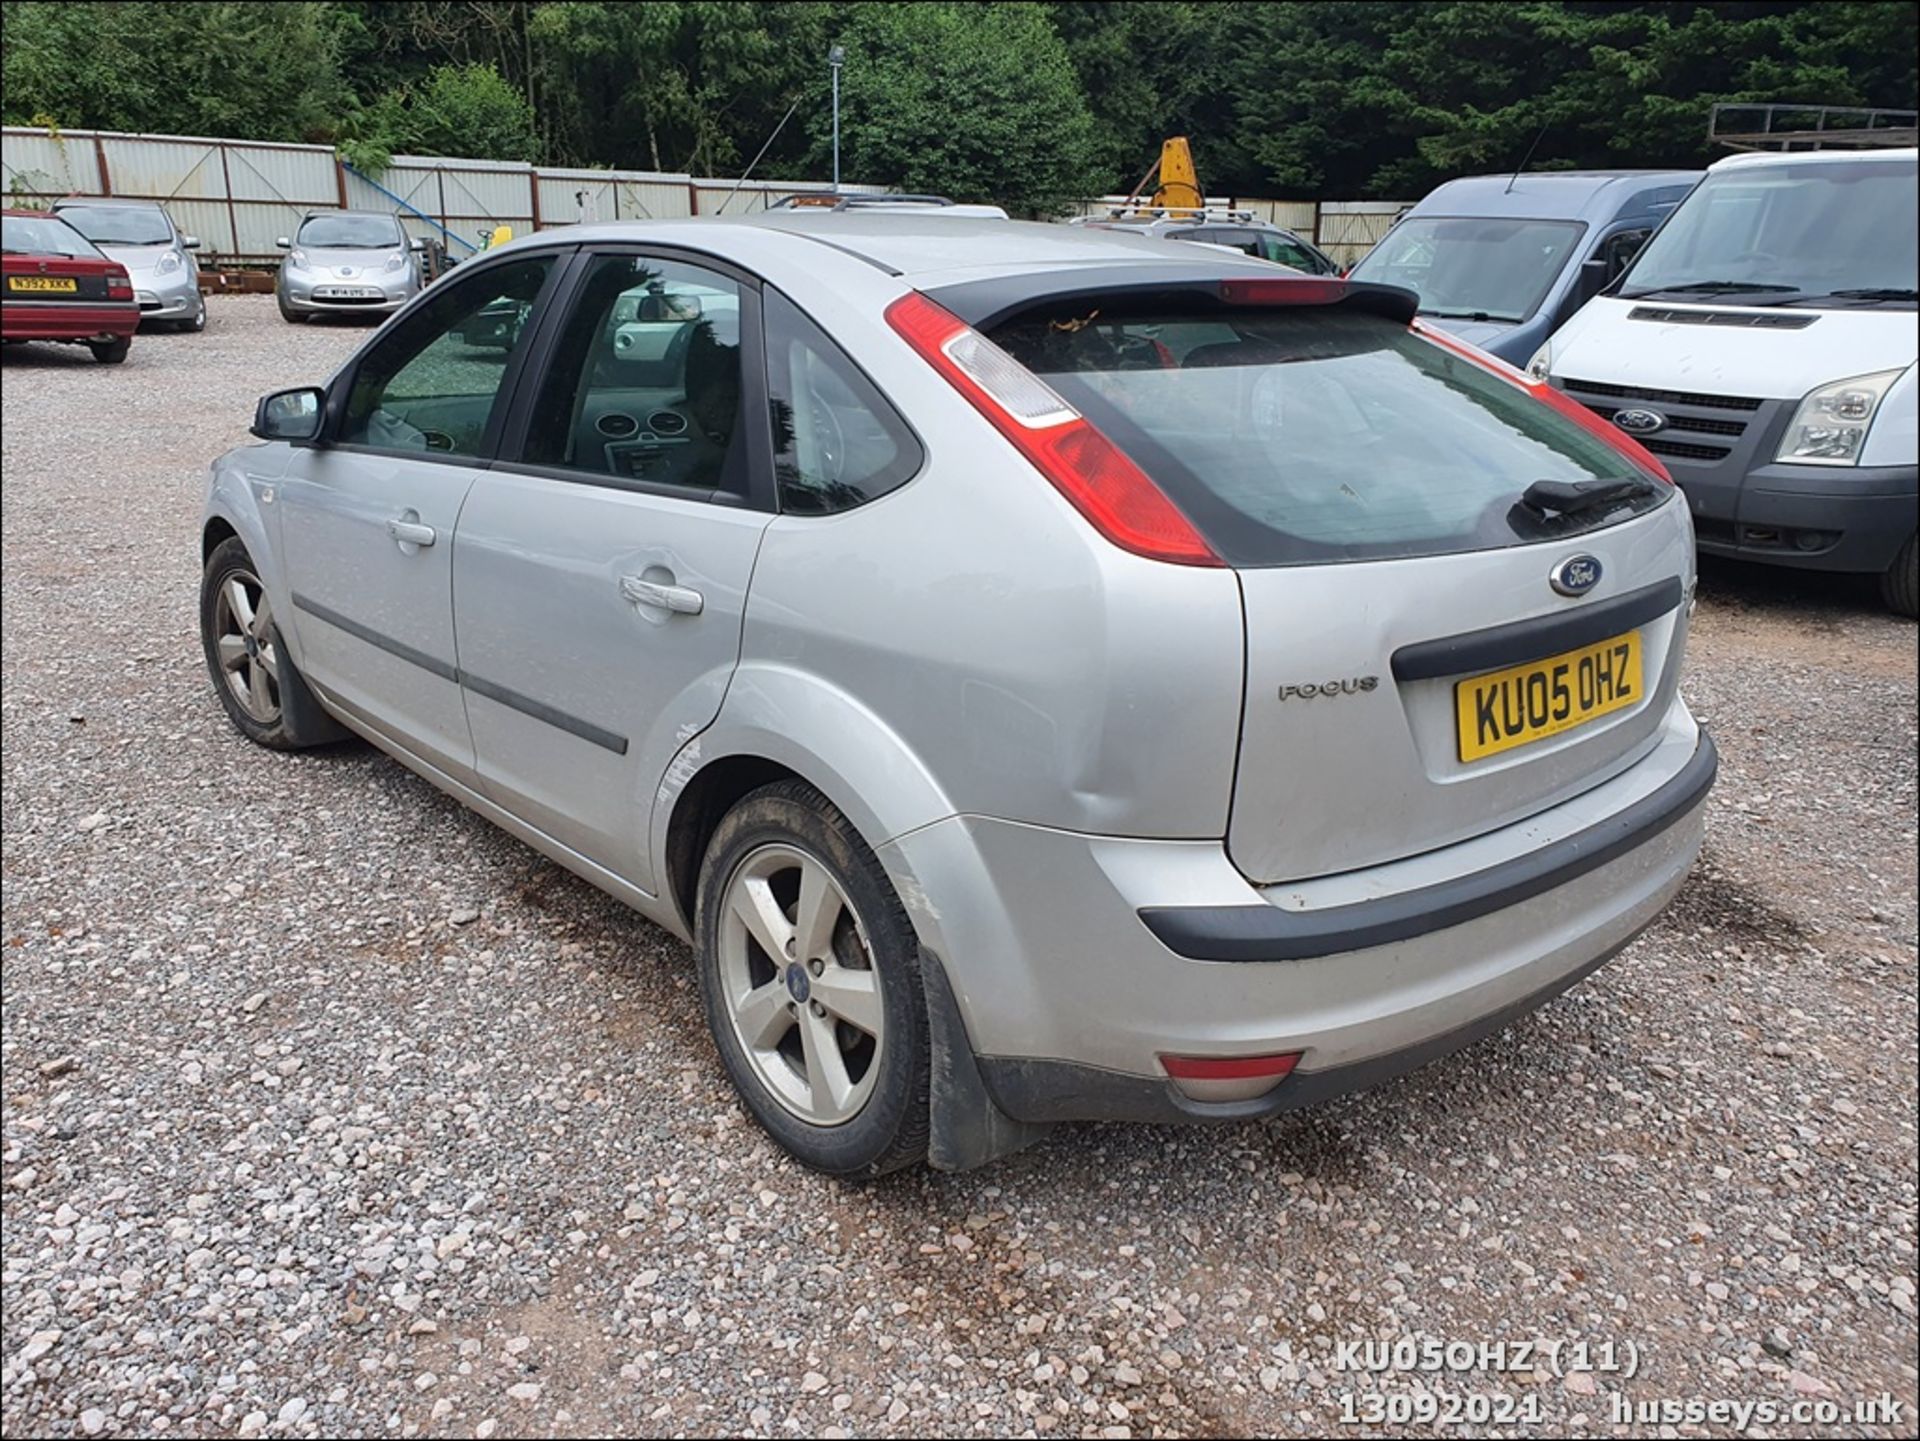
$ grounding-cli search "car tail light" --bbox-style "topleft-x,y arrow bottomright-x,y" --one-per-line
1160,1050 -> 1301,1103
106,266 -> 133,301
1412,321 -> 1673,484
884,292 -> 1221,567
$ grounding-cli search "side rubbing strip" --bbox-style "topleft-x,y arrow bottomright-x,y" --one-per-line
290,592 -> 628,755
460,672 -> 629,755
292,592 -> 459,681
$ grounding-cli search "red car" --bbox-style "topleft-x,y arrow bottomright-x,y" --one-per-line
2,208 -> 139,363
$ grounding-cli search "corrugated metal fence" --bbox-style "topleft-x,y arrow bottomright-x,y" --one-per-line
3,127 -> 1408,265
1,127 -> 882,263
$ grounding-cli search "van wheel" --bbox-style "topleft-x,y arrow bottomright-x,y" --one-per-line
1883,532 -> 1918,619
695,780 -> 929,1176
88,336 -> 130,364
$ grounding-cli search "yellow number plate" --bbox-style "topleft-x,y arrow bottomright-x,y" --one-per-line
1456,630 -> 1643,763
7,275 -> 79,293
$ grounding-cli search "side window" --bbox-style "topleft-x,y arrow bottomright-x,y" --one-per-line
339,256 -> 552,456
1263,234 -> 1316,270
1601,228 -> 1651,281
521,254 -> 745,493
1208,230 -> 1263,258
764,289 -> 921,514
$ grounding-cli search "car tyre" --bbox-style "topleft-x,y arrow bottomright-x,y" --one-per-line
695,780 -> 930,1176
177,297 -> 208,333
1882,531 -> 1918,619
199,537 -> 338,749
276,293 -> 307,324
88,336 -> 130,364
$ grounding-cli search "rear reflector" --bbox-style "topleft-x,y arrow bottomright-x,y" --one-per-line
1161,1052 -> 1302,1080
1160,1050 -> 1302,1104
885,292 -> 1221,567
1411,321 -> 1673,485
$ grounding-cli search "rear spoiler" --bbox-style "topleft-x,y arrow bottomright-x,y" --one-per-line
922,264 -> 1418,331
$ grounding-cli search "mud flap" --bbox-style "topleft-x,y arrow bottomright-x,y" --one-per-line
273,626 -> 353,746
922,949 -> 1053,1171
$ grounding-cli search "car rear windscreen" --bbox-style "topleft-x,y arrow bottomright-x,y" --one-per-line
989,305 -> 1667,567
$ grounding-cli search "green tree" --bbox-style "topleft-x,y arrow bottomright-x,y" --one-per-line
818,2 -> 1102,215
528,1 -> 830,173
409,61 -> 539,160
1,1 -> 353,142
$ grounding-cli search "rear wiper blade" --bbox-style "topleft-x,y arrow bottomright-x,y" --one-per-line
1423,308 -> 1499,322
1518,476 -> 1659,519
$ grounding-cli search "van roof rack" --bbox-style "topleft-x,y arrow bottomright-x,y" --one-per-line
1710,103 -> 1918,151
1088,202 -> 1260,225
769,192 -> 958,210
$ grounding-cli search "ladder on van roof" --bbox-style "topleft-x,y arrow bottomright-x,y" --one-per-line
1710,103 -> 1918,151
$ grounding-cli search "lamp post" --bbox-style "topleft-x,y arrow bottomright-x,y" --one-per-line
829,44 -> 845,190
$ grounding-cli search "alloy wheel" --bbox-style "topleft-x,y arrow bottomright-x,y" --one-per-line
718,843 -> 883,1126
212,568 -> 281,724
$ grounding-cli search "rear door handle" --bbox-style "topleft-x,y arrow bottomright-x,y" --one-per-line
387,518 -> 436,547
620,575 -> 704,615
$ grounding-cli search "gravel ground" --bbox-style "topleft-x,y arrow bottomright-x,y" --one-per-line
3,299 -> 1915,1440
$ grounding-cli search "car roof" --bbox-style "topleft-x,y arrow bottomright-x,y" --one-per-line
1408,170 -> 1702,220
302,209 -> 405,220
508,213 -> 1260,279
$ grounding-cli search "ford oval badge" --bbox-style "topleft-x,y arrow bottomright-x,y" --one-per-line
1612,407 -> 1665,435
1551,554 -> 1603,597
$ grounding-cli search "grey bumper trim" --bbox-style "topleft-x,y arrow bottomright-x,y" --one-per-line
1140,730 -> 1716,963
978,930 -> 1637,1126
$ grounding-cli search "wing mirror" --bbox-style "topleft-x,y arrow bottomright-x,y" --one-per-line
275,236 -> 292,249
252,387 -> 325,443
181,235 -> 201,251
409,237 -> 425,252
1576,256 -> 1610,302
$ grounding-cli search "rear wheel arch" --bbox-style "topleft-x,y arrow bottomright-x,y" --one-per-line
664,755 -> 807,935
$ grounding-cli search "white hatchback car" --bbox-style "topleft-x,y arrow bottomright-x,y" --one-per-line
201,216 -> 1713,1173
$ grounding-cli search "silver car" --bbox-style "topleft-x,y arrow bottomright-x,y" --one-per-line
200,217 -> 1713,1174
50,198 -> 206,331
1075,207 -> 1342,274
275,210 -> 422,321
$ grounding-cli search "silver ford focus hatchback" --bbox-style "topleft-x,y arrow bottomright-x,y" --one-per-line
200,216 -> 1714,1174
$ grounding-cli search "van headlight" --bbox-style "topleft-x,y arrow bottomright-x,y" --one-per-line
1526,342 -> 1552,381
1776,370 -> 1901,466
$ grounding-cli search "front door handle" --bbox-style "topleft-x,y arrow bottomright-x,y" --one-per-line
620,574 -> 704,615
387,517 -> 436,548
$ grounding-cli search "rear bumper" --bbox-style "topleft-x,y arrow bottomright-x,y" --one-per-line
886,707 -> 1711,1127
1,300 -> 140,342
